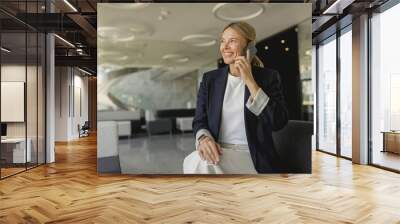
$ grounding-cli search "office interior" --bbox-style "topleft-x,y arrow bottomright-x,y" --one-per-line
0,0 -> 399,222
0,0 -> 399,176
97,3 -> 312,174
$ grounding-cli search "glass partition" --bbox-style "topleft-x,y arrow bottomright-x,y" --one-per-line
317,35 -> 337,154
1,30 -> 28,177
0,1 -> 46,179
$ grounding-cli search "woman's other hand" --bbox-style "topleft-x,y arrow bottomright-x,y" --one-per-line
198,136 -> 223,164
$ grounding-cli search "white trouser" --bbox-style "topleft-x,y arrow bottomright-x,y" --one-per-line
183,143 -> 257,174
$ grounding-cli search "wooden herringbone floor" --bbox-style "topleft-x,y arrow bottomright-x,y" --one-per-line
1,134 -> 400,224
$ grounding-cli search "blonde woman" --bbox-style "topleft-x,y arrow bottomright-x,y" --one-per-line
183,22 -> 288,174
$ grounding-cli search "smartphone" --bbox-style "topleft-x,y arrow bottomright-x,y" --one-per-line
246,49 -> 251,62
245,41 -> 257,62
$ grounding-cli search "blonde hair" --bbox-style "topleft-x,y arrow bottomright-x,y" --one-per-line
223,21 -> 264,68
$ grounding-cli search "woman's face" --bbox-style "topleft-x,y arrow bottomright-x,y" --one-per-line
220,27 -> 247,65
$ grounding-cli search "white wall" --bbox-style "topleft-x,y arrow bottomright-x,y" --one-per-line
1,65 -> 37,137
1,63 -> 46,164
55,67 -> 89,141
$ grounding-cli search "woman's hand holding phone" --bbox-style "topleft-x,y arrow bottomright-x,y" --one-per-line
234,51 -> 260,98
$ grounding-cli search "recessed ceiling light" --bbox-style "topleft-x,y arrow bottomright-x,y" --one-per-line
281,40 -> 285,44
264,46 -> 269,50
285,47 -> 290,52
115,56 -> 128,61
160,9 -> 170,16
104,3 -> 150,10
98,27 -> 135,42
158,15 -> 165,21
129,23 -> 153,36
176,57 -> 189,63
162,54 -> 189,63
181,34 -> 217,47
212,3 -> 265,22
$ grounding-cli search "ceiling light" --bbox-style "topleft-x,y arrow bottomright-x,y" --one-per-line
281,40 -> 285,44
104,3 -> 150,10
285,47 -> 290,52
1,47 -> 11,53
116,35 -> 135,42
212,3 -> 265,21
63,0 -> 78,12
129,24 -> 153,36
264,46 -> 269,50
322,0 -> 353,15
98,27 -> 135,42
162,54 -> 189,63
175,57 -> 189,63
116,56 -> 128,61
160,9 -> 170,16
78,67 -> 92,76
181,34 -> 217,47
54,34 -> 75,48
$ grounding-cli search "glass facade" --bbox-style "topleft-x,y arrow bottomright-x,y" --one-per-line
316,26 -> 353,159
317,35 -> 337,154
315,0 -> 400,172
370,3 -> 400,171
339,28 -> 352,158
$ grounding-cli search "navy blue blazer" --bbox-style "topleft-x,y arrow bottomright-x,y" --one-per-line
192,65 -> 288,173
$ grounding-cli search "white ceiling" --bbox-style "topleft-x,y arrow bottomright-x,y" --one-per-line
98,3 -> 311,73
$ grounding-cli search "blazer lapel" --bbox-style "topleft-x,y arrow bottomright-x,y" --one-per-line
211,65 -> 228,140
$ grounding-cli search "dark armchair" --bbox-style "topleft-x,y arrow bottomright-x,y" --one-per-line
272,120 -> 313,173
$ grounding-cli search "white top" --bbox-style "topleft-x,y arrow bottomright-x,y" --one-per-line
218,73 -> 248,145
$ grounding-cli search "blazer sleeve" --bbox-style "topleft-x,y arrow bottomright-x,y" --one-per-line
257,70 -> 288,131
192,73 -> 210,137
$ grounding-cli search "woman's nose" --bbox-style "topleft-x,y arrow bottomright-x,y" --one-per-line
222,43 -> 230,50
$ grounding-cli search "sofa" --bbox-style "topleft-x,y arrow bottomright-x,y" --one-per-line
98,110 -> 143,137
176,117 -> 194,132
155,108 -> 195,133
